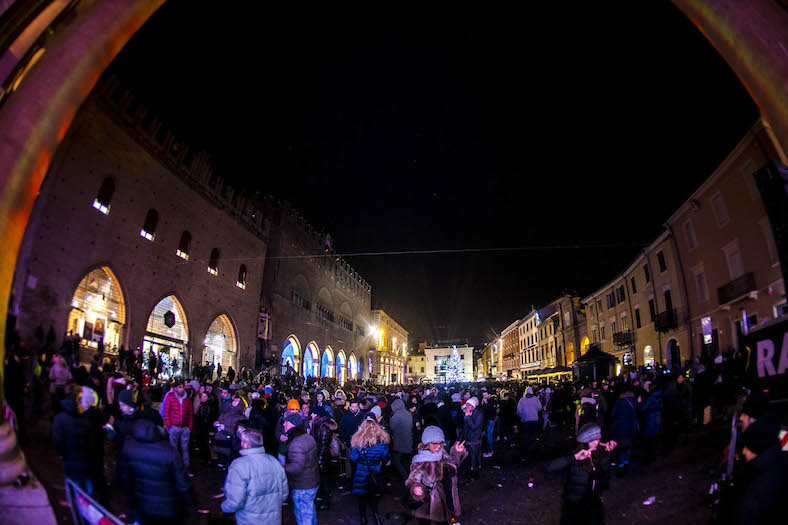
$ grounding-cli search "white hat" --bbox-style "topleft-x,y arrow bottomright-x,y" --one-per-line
466,397 -> 479,408
250,392 -> 260,399
370,405 -> 382,417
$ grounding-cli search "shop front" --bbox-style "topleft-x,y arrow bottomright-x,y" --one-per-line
203,315 -> 237,374
67,266 -> 126,356
144,295 -> 188,379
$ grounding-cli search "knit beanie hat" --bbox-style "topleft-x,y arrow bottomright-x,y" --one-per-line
742,417 -> 779,455
287,398 -> 301,411
525,387 -> 533,395
284,411 -> 305,427
577,423 -> 602,443
466,397 -> 479,408
118,389 -> 137,408
319,389 -> 330,402
421,425 -> 445,445
189,380 -> 200,391
451,393 -> 461,403
370,405 -> 382,418
265,384 -> 273,393
78,386 -> 98,413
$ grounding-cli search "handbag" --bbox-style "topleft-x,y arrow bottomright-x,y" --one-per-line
330,435 -> 341,457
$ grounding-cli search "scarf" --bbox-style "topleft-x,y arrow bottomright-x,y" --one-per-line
411,449 -> 445,463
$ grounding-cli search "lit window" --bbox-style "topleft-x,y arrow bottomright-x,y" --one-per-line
140,209 -> 158,241
208,248 -> 220,275
93,178 -> 114,215
176,231 -> 191,260
236,264 -> 247,289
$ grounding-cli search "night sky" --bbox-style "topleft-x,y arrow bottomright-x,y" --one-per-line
107,1 -> 759,347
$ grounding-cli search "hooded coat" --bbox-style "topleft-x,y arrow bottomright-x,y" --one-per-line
52,400 -> 104,481
284,425 -> 320,490
349,441 -> 390,495
221,447 -> 289,525
405,444 -> 468,522
390,398 -> 414,454
119,419 -> 194,520
611,392 -> 638,443
214,402 -> 245,457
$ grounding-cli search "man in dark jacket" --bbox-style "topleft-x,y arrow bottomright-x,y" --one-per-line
283,412 -> 319,525
610,387 -> 638,477
390,398 -> 413,479
53,387 -> 104,501
339,400 -> 365,447
729,417 -> 787,525
119,419 -> 195,525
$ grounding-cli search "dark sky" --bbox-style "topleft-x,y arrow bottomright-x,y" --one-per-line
107,1 -> 758,346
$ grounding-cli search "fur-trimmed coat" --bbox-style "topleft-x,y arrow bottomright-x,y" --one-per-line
405,444 -> 468,522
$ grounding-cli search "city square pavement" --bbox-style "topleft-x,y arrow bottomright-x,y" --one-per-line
22,414 -> 730,525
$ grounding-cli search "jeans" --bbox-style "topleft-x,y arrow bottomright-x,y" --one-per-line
292,487 -> 318,525
391,451 -> 411,479
168,426 -> 190,469
520,421 -> 538,457
467,443 -> 482,471
485,420 -> 496,453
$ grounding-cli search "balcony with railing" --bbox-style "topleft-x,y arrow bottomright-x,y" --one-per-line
655,308 -> 678,332
717,272 -> 757,306
613,330 -> 634,347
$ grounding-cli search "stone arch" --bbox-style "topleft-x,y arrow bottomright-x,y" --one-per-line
321,346 -> 335,377
303,340 -> 320,377
340,302 -> 353,319
580,336 -> 590,355
666,338 -> 681,369
293,274 -> 311,301
67,265 -> 128,352
336,350 -> 347,384
348,353 -> 358,380
144,294 -> 189,378
281,335 -> 301,376
317,287 -> 333,308
204,314 -> 238,372
565,342 -> 575,364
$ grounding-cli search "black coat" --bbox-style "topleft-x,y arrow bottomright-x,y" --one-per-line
119,419 -> 195,520
52,401 -> 104,480
548,450 -> 611,505
736,445 -> 788,525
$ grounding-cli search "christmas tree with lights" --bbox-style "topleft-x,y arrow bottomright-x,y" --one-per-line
446,345 -> 463,383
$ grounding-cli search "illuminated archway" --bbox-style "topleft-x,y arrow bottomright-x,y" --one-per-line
145,295 -> 188,378
281,335 -> 301,375
67,266 -> 126,352
580,336 -> 590,355
336,350 -> 346,384
565,342 -> 575,364
204,314 -> 237,372
643,345 -> 655,366
321,346 -> 334,377
348,353 -> 358,380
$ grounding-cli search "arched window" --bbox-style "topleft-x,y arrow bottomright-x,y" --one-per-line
92,178 -> 114,215
140,209 -> 158,241
208,248 -> 220,275
176,231 -> 191,260
236,264 -> 247,289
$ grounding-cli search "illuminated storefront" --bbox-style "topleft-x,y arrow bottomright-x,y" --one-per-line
144,295 -> 189,379
67,267 -> 126,352
203,315 -> 237,372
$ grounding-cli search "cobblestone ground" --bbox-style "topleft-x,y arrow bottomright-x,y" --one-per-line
24,416 -> 729,525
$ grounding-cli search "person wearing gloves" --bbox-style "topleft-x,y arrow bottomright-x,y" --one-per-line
283,412 -> 320,525
462,396 -> 485,477
547,423 -> 617,525
517,386 -> 542,460
221,429 -> 288,525
405,425 -> 468,525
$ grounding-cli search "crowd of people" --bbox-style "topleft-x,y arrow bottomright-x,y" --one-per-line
2,336 -> 786,525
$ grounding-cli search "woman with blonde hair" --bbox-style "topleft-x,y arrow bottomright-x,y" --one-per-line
349,416 -> 390,524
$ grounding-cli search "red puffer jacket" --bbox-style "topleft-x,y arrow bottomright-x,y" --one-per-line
164,392 -> 193,429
